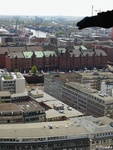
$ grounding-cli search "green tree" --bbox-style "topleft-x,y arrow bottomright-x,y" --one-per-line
31,65 -> 37,74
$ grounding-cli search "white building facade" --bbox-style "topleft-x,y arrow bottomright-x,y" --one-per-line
0,71 -> 25,94
101,80 -> 113,96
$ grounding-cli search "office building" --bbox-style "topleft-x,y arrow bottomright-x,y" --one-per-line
0,70 -> 25,94
63,82 -> 113,118
44,73 -> 81,101
44,73 -> 113,118
0,116 -> 112,150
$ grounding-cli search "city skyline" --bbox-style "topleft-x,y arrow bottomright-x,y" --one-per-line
0,0 -> 113,17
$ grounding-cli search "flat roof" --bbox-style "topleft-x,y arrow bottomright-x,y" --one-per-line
46,109 -> 65,119
45,99 -> 83,118
79,71 -> 113,78
0,120 -> 88,138
44,73 -> 81,82
35,92 -> 56,102
0,91 -> 11,97
15,100 -> 44,112
30,90 -> 43,95
35,91 -> 83,118
0,103 -> 21,112
11,91 -> 28,98
65,82 -> 113,104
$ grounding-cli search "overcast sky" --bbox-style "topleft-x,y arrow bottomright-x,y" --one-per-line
0,0 -> 113,16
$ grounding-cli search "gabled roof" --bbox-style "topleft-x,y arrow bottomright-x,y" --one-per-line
7,52 -> 24,58
95,49 -> 107,56
42,44 -> 57,51
82,49 -> 94,56
80,119 -> 113,134
71,116 -> 113,134
43,51 -> 57,57
70,49 -> 81,57
8,47 -> 26,53
80,45 -> 87,51
58,48 -> 66,53
0,47 -> 8,54
74,45 -> 87,51
26,46 -> 43,51
23,51 -> 33,58
35,51 -> 44,58
73,45 -> 80,50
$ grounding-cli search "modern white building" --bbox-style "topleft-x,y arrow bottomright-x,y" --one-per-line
0,116 -> 113,150
0,70 -> 25,94
63,82 -> 113,118
0,91 -> 11,102
44,72 -> 113,118
101,80 -> 113,96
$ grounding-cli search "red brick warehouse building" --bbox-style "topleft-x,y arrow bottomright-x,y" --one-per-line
5,45 -> 108,72
58,45 -> 107,71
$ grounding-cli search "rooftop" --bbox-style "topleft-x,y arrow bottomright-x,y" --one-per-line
0,116 -> 112,139
7,52 -> 24,58
0,103 -> 21,112
71,116 -> 113,134
44,73 -> 81,83
35,91 -> 83,118
8,47 -> 26,53
15,100 -> 44,112
0,47 -> 9,54
26,46 -> 43,51
58,47 -> 66,53
43,50 -> 57,57
0,91 -> 11,97
65,82 -> 113,104
23,51 -> 33,58
34,51 -> 44,58
79,71 -> 113,78
0,71 -> 25,81
0,120 -> 88,138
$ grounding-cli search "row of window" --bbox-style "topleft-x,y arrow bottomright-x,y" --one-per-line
95,132 -> 113,138
0,135 -> 68,143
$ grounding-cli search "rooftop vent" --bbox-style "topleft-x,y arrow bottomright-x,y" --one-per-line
98,91 -> 108,97
48,123 -> 53,129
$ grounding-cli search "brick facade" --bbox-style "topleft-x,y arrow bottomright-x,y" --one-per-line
4,46 -> 108,72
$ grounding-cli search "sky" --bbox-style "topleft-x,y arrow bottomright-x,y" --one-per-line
0,0 -> 113,17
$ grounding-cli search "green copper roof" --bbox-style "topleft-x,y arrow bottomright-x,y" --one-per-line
35,51 -> 44,58
58,48 -> 66,53
23,52 -> 33,58
43,51 -> 57,57
74,45 -> 87,51
73,46 -> 80,50
80,45 -> 87,51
